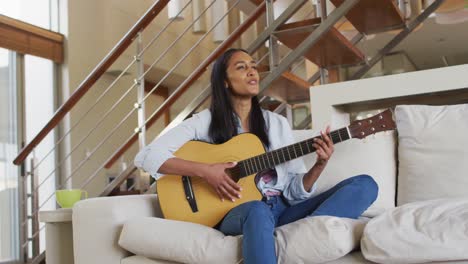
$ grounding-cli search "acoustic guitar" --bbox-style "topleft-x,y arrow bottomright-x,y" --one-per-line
157,109 -> 396,227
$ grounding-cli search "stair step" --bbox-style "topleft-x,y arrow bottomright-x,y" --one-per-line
258,65 -> 309,90
275,18 -> 365,68
330,0 -> 405,34
258,67 -> 310,103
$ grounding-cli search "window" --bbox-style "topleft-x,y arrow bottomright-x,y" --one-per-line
24,54 -> 57,255
0,1 -> 59,260
0,48 -> 20,262
0,0 -> 52,30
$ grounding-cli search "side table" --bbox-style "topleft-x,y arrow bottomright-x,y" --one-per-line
39,208 -> 74,264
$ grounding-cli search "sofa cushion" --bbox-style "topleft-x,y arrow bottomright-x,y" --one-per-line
293,130 -> 396,217
275,216 -> 368,264
395,104 -> 468,205
324,251 -> 374,264
119,216 -> 366,264
361,197 -> 468,264
118,217 -> 241,264
122,255 -> 179,264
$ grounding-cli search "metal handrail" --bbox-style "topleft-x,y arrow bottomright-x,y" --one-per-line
28,0 -> 194,178
21,0 -> 202,232
98,0 -> 249,168
25,0 -> 266,219
30,0 -> 210,193
84,0 -> 267,192
105,0 -> 310,168
140,0 -> 233,103
137,0 -> 218,90
13,0 -> 170,165
104,1 -> 270,168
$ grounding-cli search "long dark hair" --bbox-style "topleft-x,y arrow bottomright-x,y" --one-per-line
208,48 -> 270,148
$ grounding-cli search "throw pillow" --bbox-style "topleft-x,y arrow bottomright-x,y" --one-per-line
361,197 -> 468,263
118,217 -> 241,264
395,104 -> 468,205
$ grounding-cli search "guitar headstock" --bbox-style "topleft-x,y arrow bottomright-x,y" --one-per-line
348,109 -> 396,139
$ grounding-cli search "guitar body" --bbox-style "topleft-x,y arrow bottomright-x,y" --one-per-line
157,133 -> 265,227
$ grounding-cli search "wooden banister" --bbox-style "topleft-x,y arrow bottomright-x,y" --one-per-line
13,0 -> 170,165
103,1 -> 267,169
0,15 -> 64,63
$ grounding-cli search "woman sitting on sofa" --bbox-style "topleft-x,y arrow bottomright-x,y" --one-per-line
134,48 -> 378,264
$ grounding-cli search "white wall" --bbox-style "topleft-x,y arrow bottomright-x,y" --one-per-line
310,64 -> 468,129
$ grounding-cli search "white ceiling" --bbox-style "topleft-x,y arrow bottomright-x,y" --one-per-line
356,16 -> 468,70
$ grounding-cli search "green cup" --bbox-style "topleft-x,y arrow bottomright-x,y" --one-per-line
56,189 -> 88,208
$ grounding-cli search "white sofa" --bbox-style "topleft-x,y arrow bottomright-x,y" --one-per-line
72,104 -> 468,264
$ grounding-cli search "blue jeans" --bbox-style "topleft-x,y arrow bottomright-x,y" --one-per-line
217,175 -> 378,264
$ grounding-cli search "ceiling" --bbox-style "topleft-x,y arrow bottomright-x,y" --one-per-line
355,16 -> 468,70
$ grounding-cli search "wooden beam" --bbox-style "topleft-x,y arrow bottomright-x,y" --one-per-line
329,0 -> 404,34
276,18 -> 365,67
0,15 -> 64,63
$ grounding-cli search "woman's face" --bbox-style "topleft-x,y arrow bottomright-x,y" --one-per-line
225,51 -> 259,98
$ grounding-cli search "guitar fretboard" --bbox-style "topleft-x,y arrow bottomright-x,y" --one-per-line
233,127 -> 350,179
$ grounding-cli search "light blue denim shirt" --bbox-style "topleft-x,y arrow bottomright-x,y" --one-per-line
134,109 -> 317,203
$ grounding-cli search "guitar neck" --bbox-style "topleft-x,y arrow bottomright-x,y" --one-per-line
234,127 -> 351,179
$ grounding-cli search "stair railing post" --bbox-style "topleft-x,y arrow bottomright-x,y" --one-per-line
318,0 -> 328,20
398,0 -> 408,22
266,0 -> 279,68
135,31 -> 147,191
20,161 -> 29,262
26,156 -> 40,259
318,0 -> 328,85
135,32 -> 146,150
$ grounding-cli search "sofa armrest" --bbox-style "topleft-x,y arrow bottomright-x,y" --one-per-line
72,194 -> 161,264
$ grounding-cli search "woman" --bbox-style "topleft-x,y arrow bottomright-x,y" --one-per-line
135,48 -> 378,264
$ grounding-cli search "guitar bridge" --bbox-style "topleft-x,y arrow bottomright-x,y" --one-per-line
182,176 -> 198,213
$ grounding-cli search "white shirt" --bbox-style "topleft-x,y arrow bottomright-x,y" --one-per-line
134,109 -> 317,203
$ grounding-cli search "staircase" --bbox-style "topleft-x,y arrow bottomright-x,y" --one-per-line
12,0 -> 445,262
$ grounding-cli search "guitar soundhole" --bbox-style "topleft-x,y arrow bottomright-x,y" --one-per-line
226,168 -> 240,182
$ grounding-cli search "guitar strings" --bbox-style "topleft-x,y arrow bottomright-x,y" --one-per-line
227,130 -> 343,177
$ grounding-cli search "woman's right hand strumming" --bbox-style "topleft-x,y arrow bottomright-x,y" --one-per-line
158,158 -> 242,202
